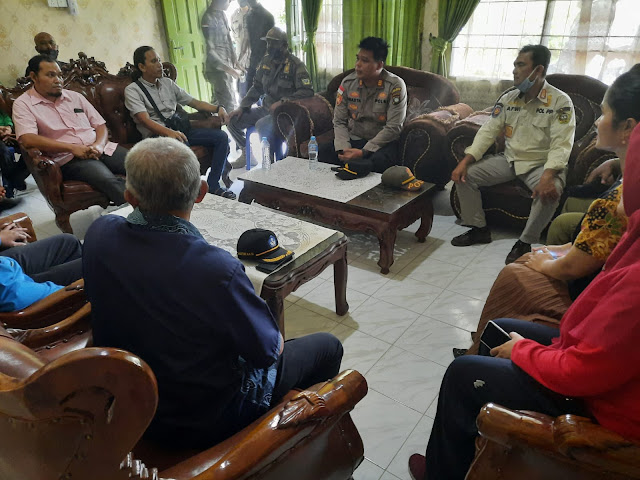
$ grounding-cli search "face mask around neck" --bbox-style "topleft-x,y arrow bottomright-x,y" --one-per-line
517,69 -> 539,94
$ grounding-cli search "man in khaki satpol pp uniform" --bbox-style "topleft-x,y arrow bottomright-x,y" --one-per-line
227,27 -> 313,167
319,36 -> 407,173
451,44 -> 576,264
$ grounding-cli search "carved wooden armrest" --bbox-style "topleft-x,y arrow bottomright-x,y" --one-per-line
7,301 -> 91,349
476,403 -> 640,477
0,212 -> 36,241
0,279 -> 86,329
159,370 -> 367,480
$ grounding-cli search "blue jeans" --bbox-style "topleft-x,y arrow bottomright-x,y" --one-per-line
186,128 -> 229,191
425,319 -> 587,480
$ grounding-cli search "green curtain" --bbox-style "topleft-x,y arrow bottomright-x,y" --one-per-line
343,0 -> 424,71
429,0 -> 481,76
301,0 -> 323,89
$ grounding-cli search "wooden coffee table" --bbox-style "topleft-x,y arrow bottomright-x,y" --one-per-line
239,160 -> 436,274
110,202 -> 348,335
261,232 -> 348,333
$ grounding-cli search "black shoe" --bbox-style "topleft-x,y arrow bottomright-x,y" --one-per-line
451,226 -> 491,247
452,347 -> 468,358
505,240 -> 531,264
211,187 -> 237,200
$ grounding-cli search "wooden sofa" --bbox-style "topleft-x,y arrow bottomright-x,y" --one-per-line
272,66 -> 468,186
0,53 -> 230,233
447,73 -> 617,228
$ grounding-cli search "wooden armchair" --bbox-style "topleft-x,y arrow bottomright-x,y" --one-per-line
273,66 -> 462,183
448,74 -> 617,228
0,326 -> 367,480
0,54 -> 230,234
0,213 -> 88,330
467,403 -> 640,480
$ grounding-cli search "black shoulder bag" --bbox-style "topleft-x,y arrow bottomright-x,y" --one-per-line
134,80 -> 191,134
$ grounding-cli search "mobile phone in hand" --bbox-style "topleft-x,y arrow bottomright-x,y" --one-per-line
480,321 -> 512,350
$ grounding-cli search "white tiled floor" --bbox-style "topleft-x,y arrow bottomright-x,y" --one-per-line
6,169 -> 524,480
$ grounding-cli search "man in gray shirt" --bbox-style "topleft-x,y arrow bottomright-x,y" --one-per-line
319,37 -> 407,173
124,45 -> 235,199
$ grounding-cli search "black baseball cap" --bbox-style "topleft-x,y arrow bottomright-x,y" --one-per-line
237,229 -> 294,267
334,158 -> 372,180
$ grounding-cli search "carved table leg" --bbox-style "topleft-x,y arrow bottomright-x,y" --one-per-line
333,245 -> 349,316
377,228 -> 398,275
238,188 -> 255,205
266,294 -> 286,336
415,198 -> 434,243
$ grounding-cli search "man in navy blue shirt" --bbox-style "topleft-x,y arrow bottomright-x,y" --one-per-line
82,137 -> 342,446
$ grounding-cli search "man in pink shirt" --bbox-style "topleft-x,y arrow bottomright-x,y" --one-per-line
12,55 -> 127,205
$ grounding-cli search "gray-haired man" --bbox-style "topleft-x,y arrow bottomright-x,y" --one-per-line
82,137 -> 342,447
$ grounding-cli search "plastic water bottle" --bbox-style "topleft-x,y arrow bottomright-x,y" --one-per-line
261,137 -> 271,171
308,135 -> 318,170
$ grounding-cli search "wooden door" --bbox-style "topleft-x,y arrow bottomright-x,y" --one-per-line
161,0 -> 212,102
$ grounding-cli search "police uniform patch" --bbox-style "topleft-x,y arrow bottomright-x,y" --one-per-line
337,85 -> 344,105
557,106 -> 572,124
351,113 -> 357,119
378,92 -> 387,99
377,79 -> 383,88
349,103 -> 358,110
262,64 -> 271,70
301,77 -> 311,85
378,114 -> 387,122
349,91 -> 360,98
284,62 -> 290,74
543,94 -> 552,108
505,125 -> 513,138
491,102 -> 503,118
391,86 -> 402,105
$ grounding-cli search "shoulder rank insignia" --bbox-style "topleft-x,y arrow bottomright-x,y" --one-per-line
336,85 -> 344,105
491,102 -> 503,118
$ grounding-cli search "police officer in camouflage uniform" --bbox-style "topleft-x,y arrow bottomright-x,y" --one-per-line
319,37 -> 407,173
228,27 -> 314,168
202,0 -> 240,112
